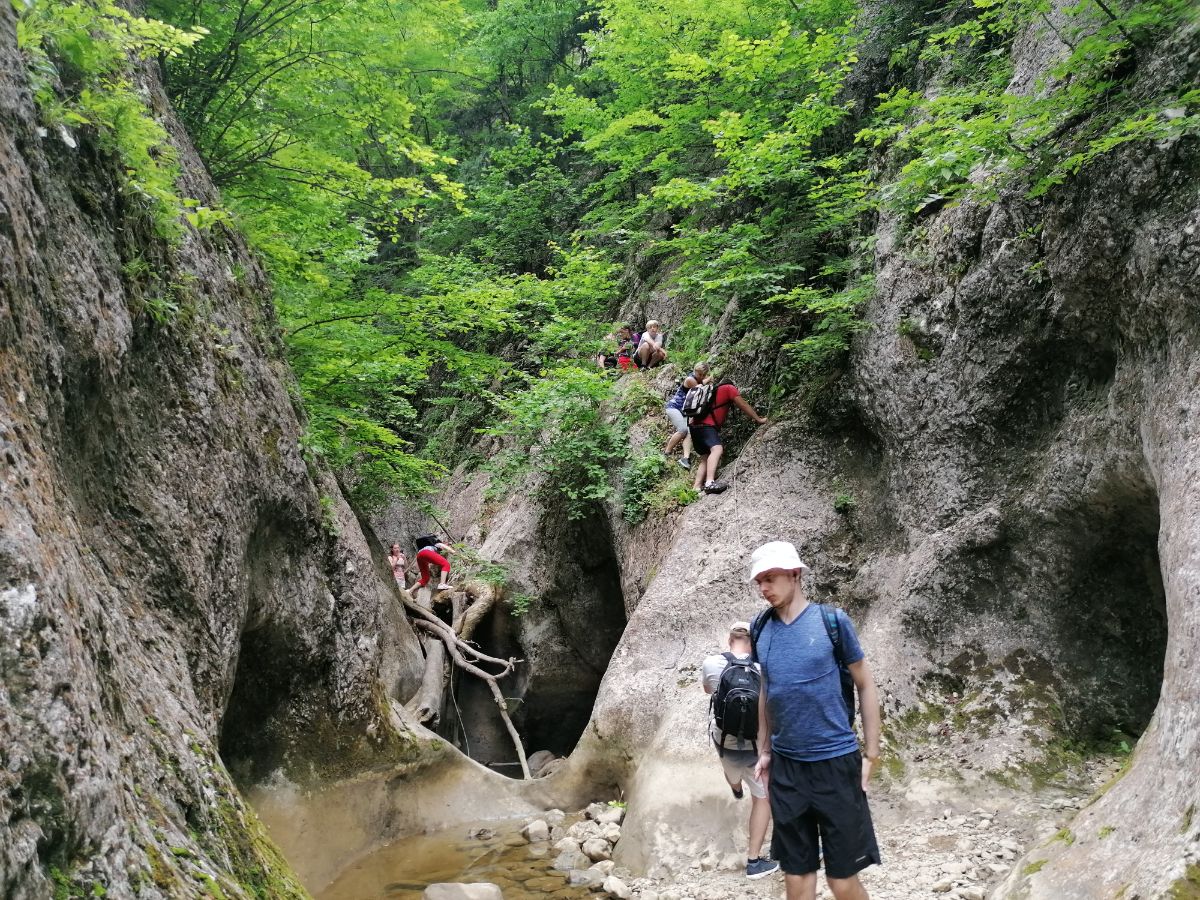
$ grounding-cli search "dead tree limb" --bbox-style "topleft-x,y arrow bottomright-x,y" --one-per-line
408,631 -> 446,725
414,619 -> 530,779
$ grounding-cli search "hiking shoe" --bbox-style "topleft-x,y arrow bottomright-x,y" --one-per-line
677,457 -> 691,470
703,480 -> 729,494
730,784 -> 744,800
746,858 -> 780,879
436,583 -> 452,591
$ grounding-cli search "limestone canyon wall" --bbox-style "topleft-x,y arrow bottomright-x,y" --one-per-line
0,8 -> 426,897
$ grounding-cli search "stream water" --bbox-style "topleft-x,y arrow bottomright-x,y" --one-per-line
318,820 -> 596,900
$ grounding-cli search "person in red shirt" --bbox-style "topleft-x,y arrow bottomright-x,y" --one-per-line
689,380 -> 767,494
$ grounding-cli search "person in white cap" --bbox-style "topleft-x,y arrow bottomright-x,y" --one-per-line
747,541 -> 882,900
701,622 -> 780,879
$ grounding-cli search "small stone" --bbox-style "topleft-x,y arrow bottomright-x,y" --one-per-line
932,879 -> 953,893
602,823 -> 622,843
555,837 -> 582,853
589,861 -> 616,877
569,821 -> 603,841
522,819 -> 550,842
582,838 -> 612,862
422,885 -> 503,900
545,809 -> 567,826
596,806 -> 626,826
604,875 -> 632,899
553,849 -> 591,871
640,892 -> 660,900
958,889 -> 986,900
568,868 -> 605,888
585,802 -> 608,820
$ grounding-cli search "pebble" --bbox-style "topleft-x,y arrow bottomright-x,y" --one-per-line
522,819 -> 550,842
604,875 -> 633,899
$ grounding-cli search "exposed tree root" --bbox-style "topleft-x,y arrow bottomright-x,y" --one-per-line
399,586 -> 530,778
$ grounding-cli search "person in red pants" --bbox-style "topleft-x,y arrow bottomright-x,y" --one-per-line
414,535 -> 455,591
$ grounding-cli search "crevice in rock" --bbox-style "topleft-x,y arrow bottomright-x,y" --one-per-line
444,507 -> 628,775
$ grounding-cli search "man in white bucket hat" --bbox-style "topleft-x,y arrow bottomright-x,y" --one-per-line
747,541 -> 882,900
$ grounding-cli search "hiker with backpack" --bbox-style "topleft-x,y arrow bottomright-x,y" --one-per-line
702,621 -> 781,880
414,534 -> 455,591
683,373 -> 767,494
663,362 -> 707,470
748,541 -> 882,900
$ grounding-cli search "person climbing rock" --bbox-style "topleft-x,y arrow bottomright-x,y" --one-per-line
702,621 -> 781,880
414,534 -> 455,591
685,374 -> 766,494
664,362 -> 706,470
387,542 -> 408,589
636,319 -> 668,368
748,541 -> 882,900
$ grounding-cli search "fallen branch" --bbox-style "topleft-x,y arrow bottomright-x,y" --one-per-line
414,619 -> 530,778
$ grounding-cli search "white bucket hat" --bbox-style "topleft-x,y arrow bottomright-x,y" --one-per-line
747,541 -> 810,582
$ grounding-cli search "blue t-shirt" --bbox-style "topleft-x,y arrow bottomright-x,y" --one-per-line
752,604 -> 864,762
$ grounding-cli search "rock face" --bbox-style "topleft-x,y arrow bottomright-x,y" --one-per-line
0,9 -> 425,898
444,19 -> 1200,900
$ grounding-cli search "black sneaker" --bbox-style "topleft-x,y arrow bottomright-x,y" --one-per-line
746,857 -> 780,879
703,480 -> 729,494
730,784 -> 744,799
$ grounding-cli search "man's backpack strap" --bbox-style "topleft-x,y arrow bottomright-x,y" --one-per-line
749,608 -> 772,661
818,604 -> 845,665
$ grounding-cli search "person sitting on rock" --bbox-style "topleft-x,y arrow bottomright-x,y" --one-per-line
414,534 -> 455,591
702,621 -> 781,880
635,319 -> 668,368
597,325 -> 640,371
664,362 -> 707,470
387,542 -> 408,589
688,375 -> 767,494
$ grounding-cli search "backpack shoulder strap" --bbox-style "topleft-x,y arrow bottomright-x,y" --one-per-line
750,608 -> 772,661
720,651 -> 737,666
818,604 -> 846,665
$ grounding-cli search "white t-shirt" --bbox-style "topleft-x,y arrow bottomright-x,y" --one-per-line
701,652 -> 760,751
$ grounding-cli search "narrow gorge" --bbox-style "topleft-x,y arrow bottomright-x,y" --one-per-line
2,0 -> 1198,898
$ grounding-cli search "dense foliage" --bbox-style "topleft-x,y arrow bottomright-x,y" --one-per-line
15,0 -> 1198,512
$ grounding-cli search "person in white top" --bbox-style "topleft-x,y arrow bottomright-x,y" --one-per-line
636,319 -> 668,368
702,621 -> 780,879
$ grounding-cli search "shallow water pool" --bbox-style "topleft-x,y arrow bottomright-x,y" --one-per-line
318,820 -> 597,900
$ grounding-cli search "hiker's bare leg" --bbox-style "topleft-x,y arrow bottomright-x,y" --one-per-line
785,872 -> 818,900
693,455 -> 708,491
827,875 -> 869,900
636,342 -> 652,367
665,430 -> 684,454
748,794 -> 770,859
705,444 -> 724,483
683,432 -> 693,459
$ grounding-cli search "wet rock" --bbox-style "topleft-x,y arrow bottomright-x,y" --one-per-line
423,884 -> 503,900
568,868 -> 606,888
585,802 -> 609,821
589,860 -> 616,877
545,808 -> 567,826
523,819 -> 551,842
553,848 -> 591,871
601,823 -> 622,843
528,750 -> 558,775
603,875 -> 632,899
555,837 -> 582,853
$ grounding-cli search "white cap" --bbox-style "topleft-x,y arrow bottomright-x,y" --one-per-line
747,541 -> 810,582
729,621 -> 751,634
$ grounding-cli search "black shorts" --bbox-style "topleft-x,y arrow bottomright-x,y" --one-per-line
689,425 -> 722,455
769,750 -> 880,879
